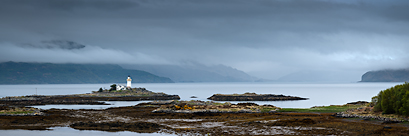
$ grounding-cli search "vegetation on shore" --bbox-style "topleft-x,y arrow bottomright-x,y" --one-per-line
0,106 -> 40,115
279,104 -> 365,113
371,82 -> 409,116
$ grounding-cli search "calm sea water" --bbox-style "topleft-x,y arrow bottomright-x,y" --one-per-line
0,82 -> 402,108
0,82 -> 402,135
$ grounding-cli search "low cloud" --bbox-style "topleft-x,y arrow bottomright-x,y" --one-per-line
1,0 -> 409,81
0,42 -> 170,65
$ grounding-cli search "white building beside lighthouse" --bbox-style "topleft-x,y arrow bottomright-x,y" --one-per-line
127,75 -> 132,88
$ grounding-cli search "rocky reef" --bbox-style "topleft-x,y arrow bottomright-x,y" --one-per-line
207,92 -> 308,101
151,100 -> 280,113
70,121 -> 167,133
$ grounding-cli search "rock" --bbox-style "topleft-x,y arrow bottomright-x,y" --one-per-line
384,126 -> 392,129
207,93 -> 308,101
333,112 -> 405,123
238,109 -> 253,113
70,121 -> 165,133
237,102 -> 259,106
147,100 -> 175,105
347,101 -> 369,105
269,110 -> 277,113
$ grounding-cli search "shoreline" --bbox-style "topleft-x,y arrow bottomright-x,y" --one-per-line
1,101 -> 408,135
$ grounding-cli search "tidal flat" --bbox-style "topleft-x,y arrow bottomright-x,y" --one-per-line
1,101 -> 409,135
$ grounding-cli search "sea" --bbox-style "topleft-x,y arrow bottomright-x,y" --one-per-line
0,82 -> 402,135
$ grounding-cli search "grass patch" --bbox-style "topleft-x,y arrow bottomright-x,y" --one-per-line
212,102 -> 228,106
278,105 -> 364,113
260,107 -> 276,112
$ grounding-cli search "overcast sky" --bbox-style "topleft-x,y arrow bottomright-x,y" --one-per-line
1,0 -> 409,81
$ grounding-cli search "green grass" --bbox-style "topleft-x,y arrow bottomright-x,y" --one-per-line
260,107 -> 276,112
278,105 -> 364,113
212,102 -> 229,106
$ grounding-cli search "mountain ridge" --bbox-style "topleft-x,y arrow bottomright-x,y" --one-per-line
0,62 -> 174,84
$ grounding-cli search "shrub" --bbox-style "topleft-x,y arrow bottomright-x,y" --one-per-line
110,84 -> 117,91
372,82 -> 409,115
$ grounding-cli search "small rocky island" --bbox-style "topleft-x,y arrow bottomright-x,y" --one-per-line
207,92 -> 308,101
0,87 -> 180,107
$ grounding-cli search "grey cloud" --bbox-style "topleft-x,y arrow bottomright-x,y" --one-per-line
1,0 -> 409,81
20,40 -> 86,50
1,0 -> 138,11
0,42 -> 170,65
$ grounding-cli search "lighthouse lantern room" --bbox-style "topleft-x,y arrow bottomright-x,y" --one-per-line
127,75 -> 132,88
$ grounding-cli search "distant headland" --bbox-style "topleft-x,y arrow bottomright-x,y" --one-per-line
361,69 -> 409,82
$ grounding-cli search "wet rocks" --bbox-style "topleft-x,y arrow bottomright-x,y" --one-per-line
271,118 -> 316,126
145,100 -> 176,105
346,101 -> 369,105
151,101 -> 278,114
333,112 -> 407,123
207,93 -> 308,101
70,121 -> 166,133
0,95 -> 180,106
0,96 -> 107,106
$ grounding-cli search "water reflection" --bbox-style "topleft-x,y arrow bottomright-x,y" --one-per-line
31,101 -> 152,110
1,127 -> 176,136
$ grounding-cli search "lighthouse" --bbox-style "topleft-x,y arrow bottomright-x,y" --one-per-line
126,75 -> 132,88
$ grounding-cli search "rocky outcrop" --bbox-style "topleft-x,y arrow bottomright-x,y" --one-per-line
333,112 -> 407,123
70,121 -> 166,133
346,101 -> 369,105
0,105 -> 44,116
0,95 -> 180,106
207,93 -> 308,101
151,101 -> 280,114
152,108 -> 270,113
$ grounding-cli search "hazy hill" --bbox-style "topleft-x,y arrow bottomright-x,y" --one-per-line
121,62 -> 259,82
361,69 -> 409,82
277,70 -> 360,82
0,62 -> 173,84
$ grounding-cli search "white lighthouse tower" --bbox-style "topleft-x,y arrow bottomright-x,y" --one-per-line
126,75 -> 132,88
